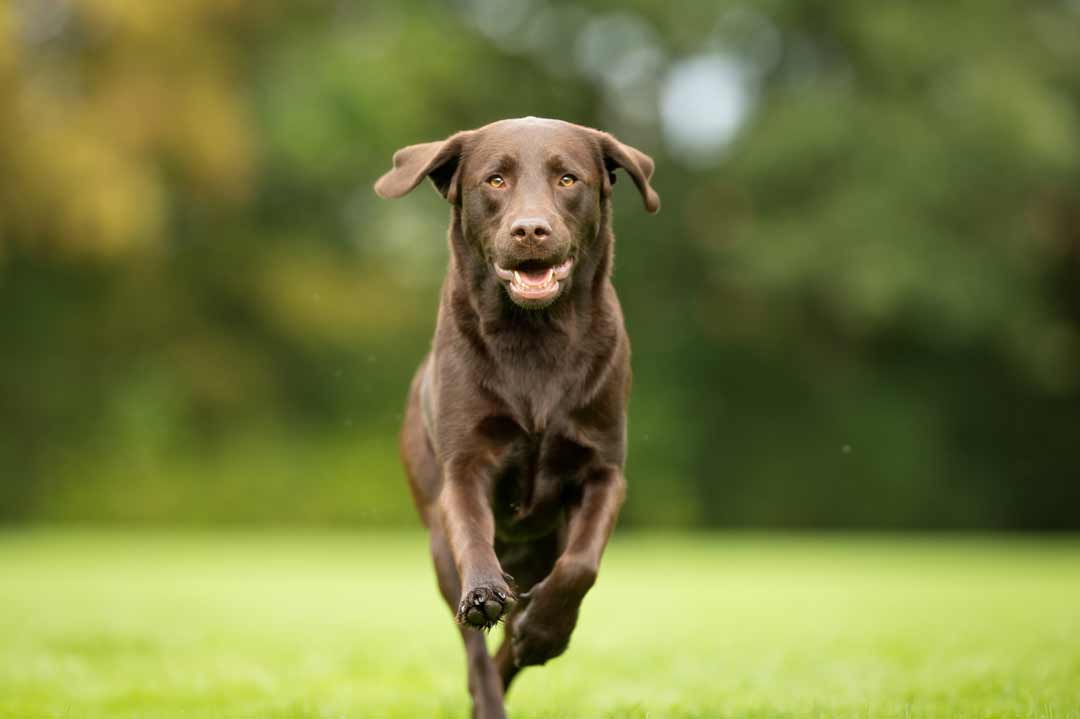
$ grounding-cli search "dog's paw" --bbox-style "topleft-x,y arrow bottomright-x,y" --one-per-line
456,584 -> 515,630
510,607 -> 574,667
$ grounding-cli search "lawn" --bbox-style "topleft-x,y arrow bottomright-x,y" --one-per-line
1,530 -> 1078,718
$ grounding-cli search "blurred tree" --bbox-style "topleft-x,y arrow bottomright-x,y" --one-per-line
1,0 -> 1077,527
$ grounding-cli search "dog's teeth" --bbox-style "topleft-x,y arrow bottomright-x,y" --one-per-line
513,271 -> 522,285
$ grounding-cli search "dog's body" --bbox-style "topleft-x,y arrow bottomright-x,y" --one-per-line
375,117 -> 658,719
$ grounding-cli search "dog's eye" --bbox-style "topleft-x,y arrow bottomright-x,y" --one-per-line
558,174 -> 577,187
486,175 -> 506,188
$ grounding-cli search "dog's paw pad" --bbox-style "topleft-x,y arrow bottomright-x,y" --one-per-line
457,586 -> 514,630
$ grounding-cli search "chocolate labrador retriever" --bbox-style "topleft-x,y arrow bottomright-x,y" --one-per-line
375,117 -> 659,719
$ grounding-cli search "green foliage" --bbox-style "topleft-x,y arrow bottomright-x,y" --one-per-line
2,1 -> 1079,526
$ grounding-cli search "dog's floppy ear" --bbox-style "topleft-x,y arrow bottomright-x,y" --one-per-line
374,132 -> 470,203
596,132 -> 660,213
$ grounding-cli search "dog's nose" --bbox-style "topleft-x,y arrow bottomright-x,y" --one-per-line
510,217 -> 552,243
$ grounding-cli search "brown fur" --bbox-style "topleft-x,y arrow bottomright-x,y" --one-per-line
375,117 -> 658,719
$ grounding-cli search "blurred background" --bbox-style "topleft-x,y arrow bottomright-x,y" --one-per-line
2,0 -> 1078,530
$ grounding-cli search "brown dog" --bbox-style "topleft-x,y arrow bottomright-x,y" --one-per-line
375,117 -> 659,719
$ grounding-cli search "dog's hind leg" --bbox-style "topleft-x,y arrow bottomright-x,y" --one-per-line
459,626 -> 506,719
494,608 -> 521,691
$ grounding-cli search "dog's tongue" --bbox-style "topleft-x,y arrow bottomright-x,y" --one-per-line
518,267 -> 551,285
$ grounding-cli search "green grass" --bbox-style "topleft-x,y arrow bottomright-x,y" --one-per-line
1,531 -> 1078,718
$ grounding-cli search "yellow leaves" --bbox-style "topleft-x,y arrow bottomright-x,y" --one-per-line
170,78 -> 253,203
0,6 -> 15,76
49,131 -> 163,257
79,0 -> 225,48
3,99 -> 163,258
1,0 -> 261,259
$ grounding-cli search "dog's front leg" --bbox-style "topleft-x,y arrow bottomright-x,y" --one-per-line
440,459 -> 515,630
503,465 -> 626,675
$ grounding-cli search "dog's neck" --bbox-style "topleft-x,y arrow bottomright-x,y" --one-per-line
443,205 -> 615,361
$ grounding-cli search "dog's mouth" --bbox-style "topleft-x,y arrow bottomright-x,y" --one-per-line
493,257 -> 574,305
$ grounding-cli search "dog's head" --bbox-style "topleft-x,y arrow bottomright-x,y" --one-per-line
375,117 -> 659,309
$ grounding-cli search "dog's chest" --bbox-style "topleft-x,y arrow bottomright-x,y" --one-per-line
492,347 -> 587,431
495,363 -> 574,435
479,341 -> 606,539
491,425 -> 594,541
